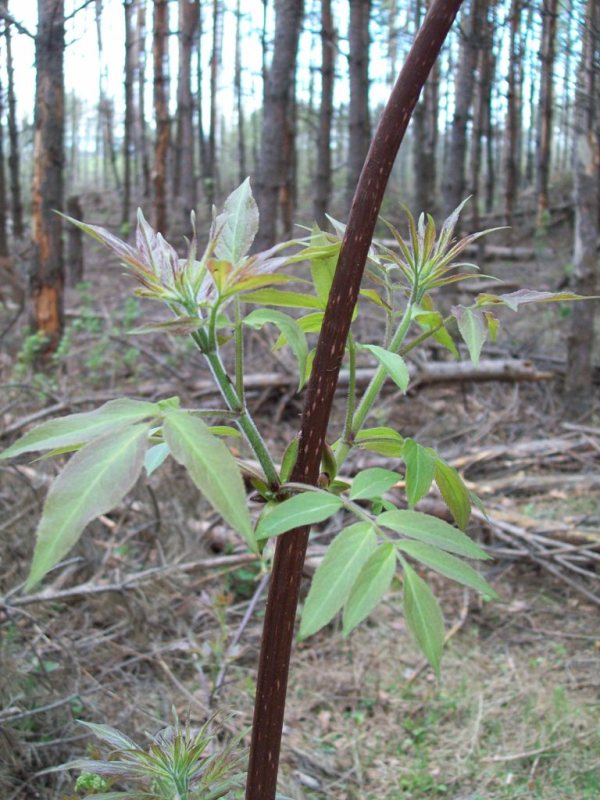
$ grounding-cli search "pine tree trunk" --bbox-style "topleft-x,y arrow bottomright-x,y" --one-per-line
123,0 -> 134,229
205,0 -> 222,208
0,51 -> 9,259
413,0 -> 439,216
565,0 -> 599,416
174,0 -> 198,228
442,0 -> 483,220
535,0 -> 558,228
254,0 -> 304,252
313,0 -> 335,227
503,0 -> 521,226
134,0 -> 150,198
234,0 -> 247,184
31,0 -> 65,356
346,0 -> 371,213
469,2 -> 493,231
196,2 -> 208,203
95,1 -> 120,191
66,195 -> 84,286
153,0 -> 170,234
4,10 -> 22,239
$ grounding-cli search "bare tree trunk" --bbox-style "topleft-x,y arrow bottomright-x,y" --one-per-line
205,0 -> 222,208
442,0 -> 483,220
254,0 -> 304,252
174,0 -> 198,228
123,0 -> 134,229
413,0 -> 439,215
0,49 -> 9,259
279,97 -> 296,239
565,0 -> 599,416
469,0 -> 493,234
66,195 -> 84,286
95,0 -> 120,191
153,0 -> 170,234
535,0 -> 558,228
346,0 -> 371,213
31,0 -> 65,355
68,92 -> 79,188
484,31 -> 496,213
503,0 -> 521,226
234,0 -> 247,184
196,2 -> 208,203
313,0 -> 335,227
557,0 -> 574,173
134,0 -> 150,198
4,10 -> 22,239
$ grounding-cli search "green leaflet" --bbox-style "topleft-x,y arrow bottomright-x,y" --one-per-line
451,305 -> 487,366
475,288 -> 592,312
434,459 -> 471,529
354,427 -> 404,457
342,542 -> 397,635
377,509 -> 489,560
279,437 -> 299,482
402,439 -> 435,507
255,491 -> 343,540
27,423 -> 150,590
414,310 -> 459,358
402,560 -> 445,677
359,344 -> 410,392
243,308 -> 308,390
396,540 -> 497,597
213,177 -> 259,265
308,230 -> 338,304
144,442 -> 170,476
1,398 -> 159,460
163,410 -> 254,550
242,288 -> 323,309
299,522 -> 377,639
349,467 -> 400,500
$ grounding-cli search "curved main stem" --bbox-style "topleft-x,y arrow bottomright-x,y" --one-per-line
245,2 -> 466,797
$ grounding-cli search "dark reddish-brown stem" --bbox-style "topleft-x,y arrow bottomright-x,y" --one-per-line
246,2 -> 465,796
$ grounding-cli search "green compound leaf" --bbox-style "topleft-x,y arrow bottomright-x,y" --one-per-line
243,308 -> 308,390
402,438 -> 435,507
255,491 -> 343,540
377,509 -> 489,560
163,410 -> 254,549
1,398 -> 159,460
342,542 -> 397,635
402,560 -> 445,677
360,344 -> 410,392
349,467 -> 400,500
434,459 -> 471,530
27,423 -> 150,590
299,522 -> 377,639
213,177 -> 259,265
451,305 -> 487,366
396,540 -> 497,597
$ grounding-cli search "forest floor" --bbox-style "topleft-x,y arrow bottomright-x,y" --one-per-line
0,201 -> 599,799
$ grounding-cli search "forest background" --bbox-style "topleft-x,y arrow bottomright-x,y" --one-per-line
0,0 -> 599,798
